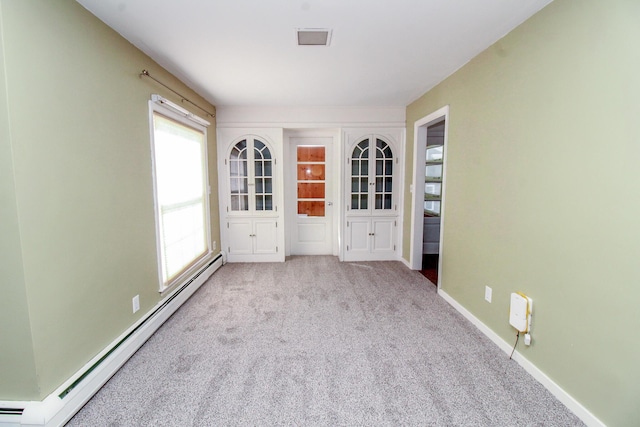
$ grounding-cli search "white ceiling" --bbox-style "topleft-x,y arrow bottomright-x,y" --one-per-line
76,0 -> 553,108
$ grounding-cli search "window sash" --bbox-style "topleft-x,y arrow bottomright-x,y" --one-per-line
151,107 -> 211,290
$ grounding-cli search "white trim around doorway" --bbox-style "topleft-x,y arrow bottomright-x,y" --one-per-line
409,106 -> 450,290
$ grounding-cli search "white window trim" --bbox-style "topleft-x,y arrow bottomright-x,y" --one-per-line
148,96 -> 213,293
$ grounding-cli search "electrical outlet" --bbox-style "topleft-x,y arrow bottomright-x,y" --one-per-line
484,286 -> 492,303
132,295 -> 140,313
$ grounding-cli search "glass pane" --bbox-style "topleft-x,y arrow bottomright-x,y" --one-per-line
376,159 -> 383,175
375,194 -> 382,209
386,160 -> 393,175
230,178 -> 248,194
255,161 -> 263,177
256,196 -> 264,211
256,178 -> 263,193
353,146 -> 362,158
426,145 -> 443,161
385,177 -> 392,192
265,195 -> 273,210
360,194 -> 368,210
298,201 -> 325,217
424,200 -> 441,216
231,195 -> 240,211
152,113 -> 208,284
361,160 -> 368,175
230,140 -> 247,160
425,182 -> 442,197
376,177 -> 383,192
298,183 -> 325,198
351,195 -> 359,210
426,164 -> 442,180
297,146 -> 325,162
351,178 -> 359,192
231,195 -> 248,211
384,194 -> 392,209
264,161 -> 272,177
351,160 -> 359,176
265,178 -> 272,193
298,164 -> 325,180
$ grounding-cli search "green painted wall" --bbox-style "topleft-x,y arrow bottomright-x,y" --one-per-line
0,0 -> 219,400
404,0 -> 640,425
0,2 -> 39,399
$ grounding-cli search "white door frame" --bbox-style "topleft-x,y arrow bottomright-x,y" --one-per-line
409,106 -> 450,288
284,128 -> 341,256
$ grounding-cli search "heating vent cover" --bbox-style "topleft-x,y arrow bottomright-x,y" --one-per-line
297,28 -> 332,46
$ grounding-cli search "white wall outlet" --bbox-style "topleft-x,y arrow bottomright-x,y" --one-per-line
132,295 -> 140,313
484,286 -> 492,303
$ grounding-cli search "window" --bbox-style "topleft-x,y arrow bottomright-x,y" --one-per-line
150,99 -> 211,290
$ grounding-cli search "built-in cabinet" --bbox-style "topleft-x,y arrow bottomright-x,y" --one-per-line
344,132 -> 401,261
218,130 -> 285,262
227,218 -> 278,255
218,124 -> 403,263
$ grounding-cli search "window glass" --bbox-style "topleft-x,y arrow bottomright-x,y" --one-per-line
152,112 -> 209,287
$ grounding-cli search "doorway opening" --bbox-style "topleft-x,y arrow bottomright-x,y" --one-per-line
410,106 -> 449,289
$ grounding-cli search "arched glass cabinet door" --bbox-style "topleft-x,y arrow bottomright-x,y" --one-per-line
351,139 -> 370,210
253,140 -> 273,211
228,138 -> 274,213
350,137 -> 394,212
374,138 -> 393,210
229,140 -> 249,211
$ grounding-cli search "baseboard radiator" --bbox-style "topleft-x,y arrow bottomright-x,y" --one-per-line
0,252 -> 223,427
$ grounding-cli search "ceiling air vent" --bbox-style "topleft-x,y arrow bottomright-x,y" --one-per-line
296,28 -> 332,46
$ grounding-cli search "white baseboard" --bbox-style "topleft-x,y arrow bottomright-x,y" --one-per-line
438,290 -> 606,427
399,255 -> 412,269
0,253 -> 223,427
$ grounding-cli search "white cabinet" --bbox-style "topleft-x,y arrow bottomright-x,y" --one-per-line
218,129 -> 284,263
343,132 -> 400,261
346,217 -> 396,259
227,218 -> 278,256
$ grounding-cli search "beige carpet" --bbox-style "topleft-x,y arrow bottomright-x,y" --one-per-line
67,256 -> 583,426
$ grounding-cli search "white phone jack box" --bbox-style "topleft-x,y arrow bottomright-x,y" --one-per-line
509,292 -> 532,333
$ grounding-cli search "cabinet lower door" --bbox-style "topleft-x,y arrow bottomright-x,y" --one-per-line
254,220 -> 278,254
345,217 -> 397,261
347,219 -> 371,254
371,219 -> 395,253
227,220 -> 253,255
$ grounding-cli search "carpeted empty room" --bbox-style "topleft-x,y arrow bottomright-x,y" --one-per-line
67,256 -> 583,426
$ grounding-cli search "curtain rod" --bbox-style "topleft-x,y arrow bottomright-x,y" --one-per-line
139,69 -> 215,118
